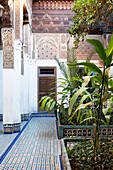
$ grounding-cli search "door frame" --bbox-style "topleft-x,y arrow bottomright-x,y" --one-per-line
37,66 -> 57,112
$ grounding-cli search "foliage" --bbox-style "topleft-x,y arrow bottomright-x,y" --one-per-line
67,139 -> 113,169
68,35 -> 113,125
39,56 -> 81,117
67,48 -> 85,89
69,0 -> 113,48
68,35 -> 113,153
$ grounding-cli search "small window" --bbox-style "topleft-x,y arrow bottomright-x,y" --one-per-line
40,69 -> 54,75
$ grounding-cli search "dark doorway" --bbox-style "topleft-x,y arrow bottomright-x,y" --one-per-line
38,67 -> 56,112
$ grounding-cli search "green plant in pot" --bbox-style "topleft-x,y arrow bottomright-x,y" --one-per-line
68,35 -> 113,154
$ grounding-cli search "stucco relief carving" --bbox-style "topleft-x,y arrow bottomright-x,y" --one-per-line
1,28 -> 14,68
36,37 -> 58,60
76,35 -> 106,56
33,1 -> 74,10
61,34 -> 66,44
36,34 -> 59,44
2,28 -> 13,48
34,33 -> 68,60
76,41 -> 95,55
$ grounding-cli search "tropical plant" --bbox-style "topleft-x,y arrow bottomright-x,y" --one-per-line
39,56 -> 81,119
69,0 -> 113,48
68,35 -> 113,150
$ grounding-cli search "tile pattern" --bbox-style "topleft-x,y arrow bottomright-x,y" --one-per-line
0,121 -> 28,157
0,117 -> 61,169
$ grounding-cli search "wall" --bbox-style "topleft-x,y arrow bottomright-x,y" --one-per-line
28,59 -> 37,113
0,50 -> 3,115
3,40 -> 21,124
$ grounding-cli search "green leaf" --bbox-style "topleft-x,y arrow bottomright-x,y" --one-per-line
106,52 -> 113,67
102,93 -> 111,103
108,79 -> 113,87
80,117 -> 96,124
106,35 -> 113,57
102,108 -> 108,115
68,62 -> 102,76
106,63 -> 113,68
68,87 -> 87,115
82,76 -> 92,87
39,96 -> 47,104
92,75 -> 102,84
50,101 -> 56,111
46,99 -> 55,111
69,101 -> 92,121
40,96 -> 51,110
105,115 -> 111,124
86,39 -> 106,62
77,110 -> 81,122
80,95 -> 91,105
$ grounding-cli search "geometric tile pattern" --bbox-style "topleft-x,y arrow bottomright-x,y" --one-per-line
0,121 -> 27,156
0,117 -> 61,169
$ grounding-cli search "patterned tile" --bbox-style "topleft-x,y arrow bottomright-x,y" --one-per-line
0,117 -> 61,169
0,121 -> 28,157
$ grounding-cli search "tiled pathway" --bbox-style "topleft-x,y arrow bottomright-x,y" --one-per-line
0,121 -> 28,157
0,117 -> 61,170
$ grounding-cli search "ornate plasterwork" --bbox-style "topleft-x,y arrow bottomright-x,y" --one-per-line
33,1 -> 74,10
76,41 -> 95,55
34,33 -> 69,60
1,28 -> 14,68
37,36 -> 58,60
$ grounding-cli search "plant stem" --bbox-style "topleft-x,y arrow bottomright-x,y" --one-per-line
97,66 -> 105,136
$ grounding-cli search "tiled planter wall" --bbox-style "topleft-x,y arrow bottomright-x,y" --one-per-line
57,113 -> 113,139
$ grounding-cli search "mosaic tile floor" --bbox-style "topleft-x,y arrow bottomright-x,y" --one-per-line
0,117 -> 61,170
0,121 -> 28,158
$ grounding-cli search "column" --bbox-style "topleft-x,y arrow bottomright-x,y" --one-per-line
28,60 -> 37,113
0,50 -> 3,120
2,28 -> 21,133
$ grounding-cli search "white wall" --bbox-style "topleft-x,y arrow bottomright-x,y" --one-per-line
23,54 -> 29,114
28,60 -> 37,113
3,69 -> 15,124
13,40 -> 21,123
3,40 -> 21,124
0,50 -> 3,115
20,75 -> 24,114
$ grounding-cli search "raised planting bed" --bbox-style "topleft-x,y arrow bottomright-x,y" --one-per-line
57,113 -> 113,139
61,138 -> 113,170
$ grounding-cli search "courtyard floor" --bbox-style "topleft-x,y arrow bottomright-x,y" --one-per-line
0,117 -> 61,170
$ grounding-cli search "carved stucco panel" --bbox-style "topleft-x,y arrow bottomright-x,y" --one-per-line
36,35 -> 59,60
34,33 -> 68,60
36,34 -> 59,44
1,28 -> 14,69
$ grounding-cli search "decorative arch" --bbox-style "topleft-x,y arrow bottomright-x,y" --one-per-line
36,37 -> 59,60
